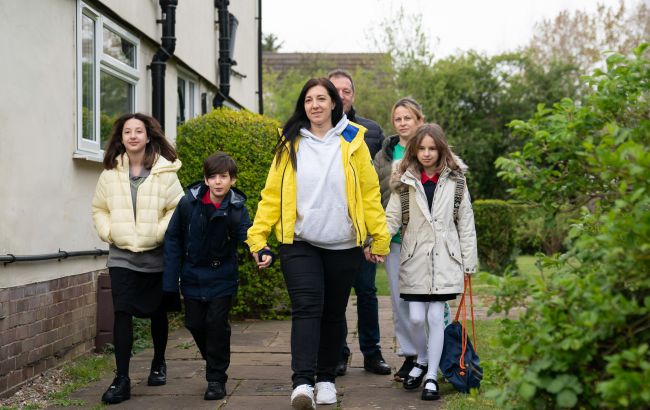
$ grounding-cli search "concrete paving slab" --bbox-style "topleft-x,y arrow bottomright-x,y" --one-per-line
46,296 -> 463,409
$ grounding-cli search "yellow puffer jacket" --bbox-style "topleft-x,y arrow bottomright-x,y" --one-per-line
92,154 -> 183,252
246,122 -> 390,255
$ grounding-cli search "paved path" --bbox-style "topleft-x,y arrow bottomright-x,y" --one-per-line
48,295 -> 493,409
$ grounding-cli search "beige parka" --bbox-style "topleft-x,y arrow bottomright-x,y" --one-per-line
385,162 -> 478,296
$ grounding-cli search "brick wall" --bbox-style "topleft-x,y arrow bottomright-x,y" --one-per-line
0,270 -> 101,398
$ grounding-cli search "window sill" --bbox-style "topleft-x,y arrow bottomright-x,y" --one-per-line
73,151 -> 104,163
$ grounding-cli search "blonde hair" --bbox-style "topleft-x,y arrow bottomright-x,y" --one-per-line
390,97 -> 425,129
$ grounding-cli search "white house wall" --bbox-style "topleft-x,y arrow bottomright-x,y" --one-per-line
0,0 -> 107,288
103,0 -> 260,113
228,0 -> 260,111
0,0 -> 259,289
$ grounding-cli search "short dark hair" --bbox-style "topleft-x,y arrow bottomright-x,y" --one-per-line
327,69 -> 355,92
203,152 -> 237,179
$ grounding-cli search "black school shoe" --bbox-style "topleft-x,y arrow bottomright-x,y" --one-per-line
336,354 -> 349,376
363,352 -> 392,375
403,363 -> 428,390
101,375 -> 131,404
204,381 -> 226,400
147,362 -> 167,386
394,356 -> 416,382
421,379 -> 440,400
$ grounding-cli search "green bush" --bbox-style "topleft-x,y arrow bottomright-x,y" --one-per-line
491,45 -> 650,408
473,199 -> 517,274
511,203 -> 571,256
175,108 -> 289,319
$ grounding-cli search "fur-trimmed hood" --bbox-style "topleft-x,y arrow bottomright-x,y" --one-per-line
389,153 -> 468,192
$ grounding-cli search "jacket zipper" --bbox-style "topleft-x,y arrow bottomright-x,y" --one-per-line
280,157 -> 289,241
349,160 -> 362,245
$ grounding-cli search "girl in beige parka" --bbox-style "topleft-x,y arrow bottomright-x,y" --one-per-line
384,123 -> 478,401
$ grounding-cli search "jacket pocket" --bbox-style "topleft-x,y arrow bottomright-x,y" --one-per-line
446,238 -> 463,265
400,237 -> 417,264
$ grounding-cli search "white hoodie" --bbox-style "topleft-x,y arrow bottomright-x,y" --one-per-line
293,115 -> 357,249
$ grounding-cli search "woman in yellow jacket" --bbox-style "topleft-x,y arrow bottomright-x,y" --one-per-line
247,78 -> 390,410
92,113 -> 183,404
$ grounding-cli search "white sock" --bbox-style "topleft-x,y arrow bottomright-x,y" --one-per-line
408,363 -> 426,378
424,379 -> 438,391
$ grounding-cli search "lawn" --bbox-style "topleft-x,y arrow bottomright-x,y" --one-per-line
369,255 -> 543,409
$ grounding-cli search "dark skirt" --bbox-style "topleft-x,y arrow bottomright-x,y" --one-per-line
109,267 -> 163,318
400,293 -> 458,302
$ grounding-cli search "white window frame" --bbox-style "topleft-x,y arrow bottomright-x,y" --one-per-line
177,68 -> 200,125
75,1 -> 139,161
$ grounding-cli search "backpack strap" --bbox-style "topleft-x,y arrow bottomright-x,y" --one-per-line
400,187 -> 409,231
453,176 -> 465,226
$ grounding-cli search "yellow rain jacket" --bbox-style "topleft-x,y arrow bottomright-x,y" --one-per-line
246,122 -> 390,255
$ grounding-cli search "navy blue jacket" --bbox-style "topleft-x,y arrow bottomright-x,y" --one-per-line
348,106 -> 385,158
163,181 -> 252,300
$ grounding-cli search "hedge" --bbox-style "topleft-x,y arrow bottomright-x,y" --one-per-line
175,108 -> 288,319
473,199 -> 517,275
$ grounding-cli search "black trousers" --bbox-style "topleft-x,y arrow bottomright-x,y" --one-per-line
184,296 -> 233,383
280,241 -> 362,387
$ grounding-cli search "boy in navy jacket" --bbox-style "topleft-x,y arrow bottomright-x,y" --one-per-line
163,152 -> 252,400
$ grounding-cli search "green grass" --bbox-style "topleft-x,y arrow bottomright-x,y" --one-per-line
48,354 -> 114,407
371,257 -> 547,408
443,319 -> 504,409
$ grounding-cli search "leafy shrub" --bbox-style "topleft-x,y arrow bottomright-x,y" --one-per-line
473,199 -> 517,274
511,204 -> 572,255
175,108 -> 289,319
491,45 -> 650,408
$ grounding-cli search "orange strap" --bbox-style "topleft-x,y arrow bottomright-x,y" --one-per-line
454,276 -> 477,370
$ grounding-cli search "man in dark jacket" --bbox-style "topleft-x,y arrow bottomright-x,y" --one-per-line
328,69 -> 390,376
163,152 -> 252,401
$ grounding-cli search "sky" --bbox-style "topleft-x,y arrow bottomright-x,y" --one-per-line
263,0 -> 633,58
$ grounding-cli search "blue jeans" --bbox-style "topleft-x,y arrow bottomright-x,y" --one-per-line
341,258 -> 381,358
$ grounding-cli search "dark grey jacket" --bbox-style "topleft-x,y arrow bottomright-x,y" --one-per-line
373,135 -> 401,208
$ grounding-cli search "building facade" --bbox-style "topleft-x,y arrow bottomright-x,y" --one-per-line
0,0 -> 261,397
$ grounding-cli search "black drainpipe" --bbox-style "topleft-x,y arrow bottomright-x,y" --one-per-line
214,0 -> 231,108
151,0 -> 178,130
257,0 -> 263,114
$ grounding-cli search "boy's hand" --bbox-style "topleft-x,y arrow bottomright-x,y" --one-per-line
252,246 -> 273,269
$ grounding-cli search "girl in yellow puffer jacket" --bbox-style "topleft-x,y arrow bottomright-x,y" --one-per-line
92,113 -> 183,404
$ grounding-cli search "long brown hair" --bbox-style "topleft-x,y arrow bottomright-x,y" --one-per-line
399,123 -> 460,175
102,113 -> 178,170
274,78 -> 344,169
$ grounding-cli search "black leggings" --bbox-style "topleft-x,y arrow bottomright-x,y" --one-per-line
280,241 -> 362,387
114,307 -> 168,377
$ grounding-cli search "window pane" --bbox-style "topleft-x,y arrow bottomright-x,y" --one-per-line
81,14 -> 95,141
103,27 -> 135,67
100,71 -> 133,149
189,82 -> 196,118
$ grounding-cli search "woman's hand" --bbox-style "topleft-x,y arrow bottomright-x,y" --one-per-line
252,246 -> 273,269
364,246 -> 385,264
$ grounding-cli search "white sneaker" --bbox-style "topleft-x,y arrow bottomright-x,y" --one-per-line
290,384 -> 315,410
315,381 -> 337,405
